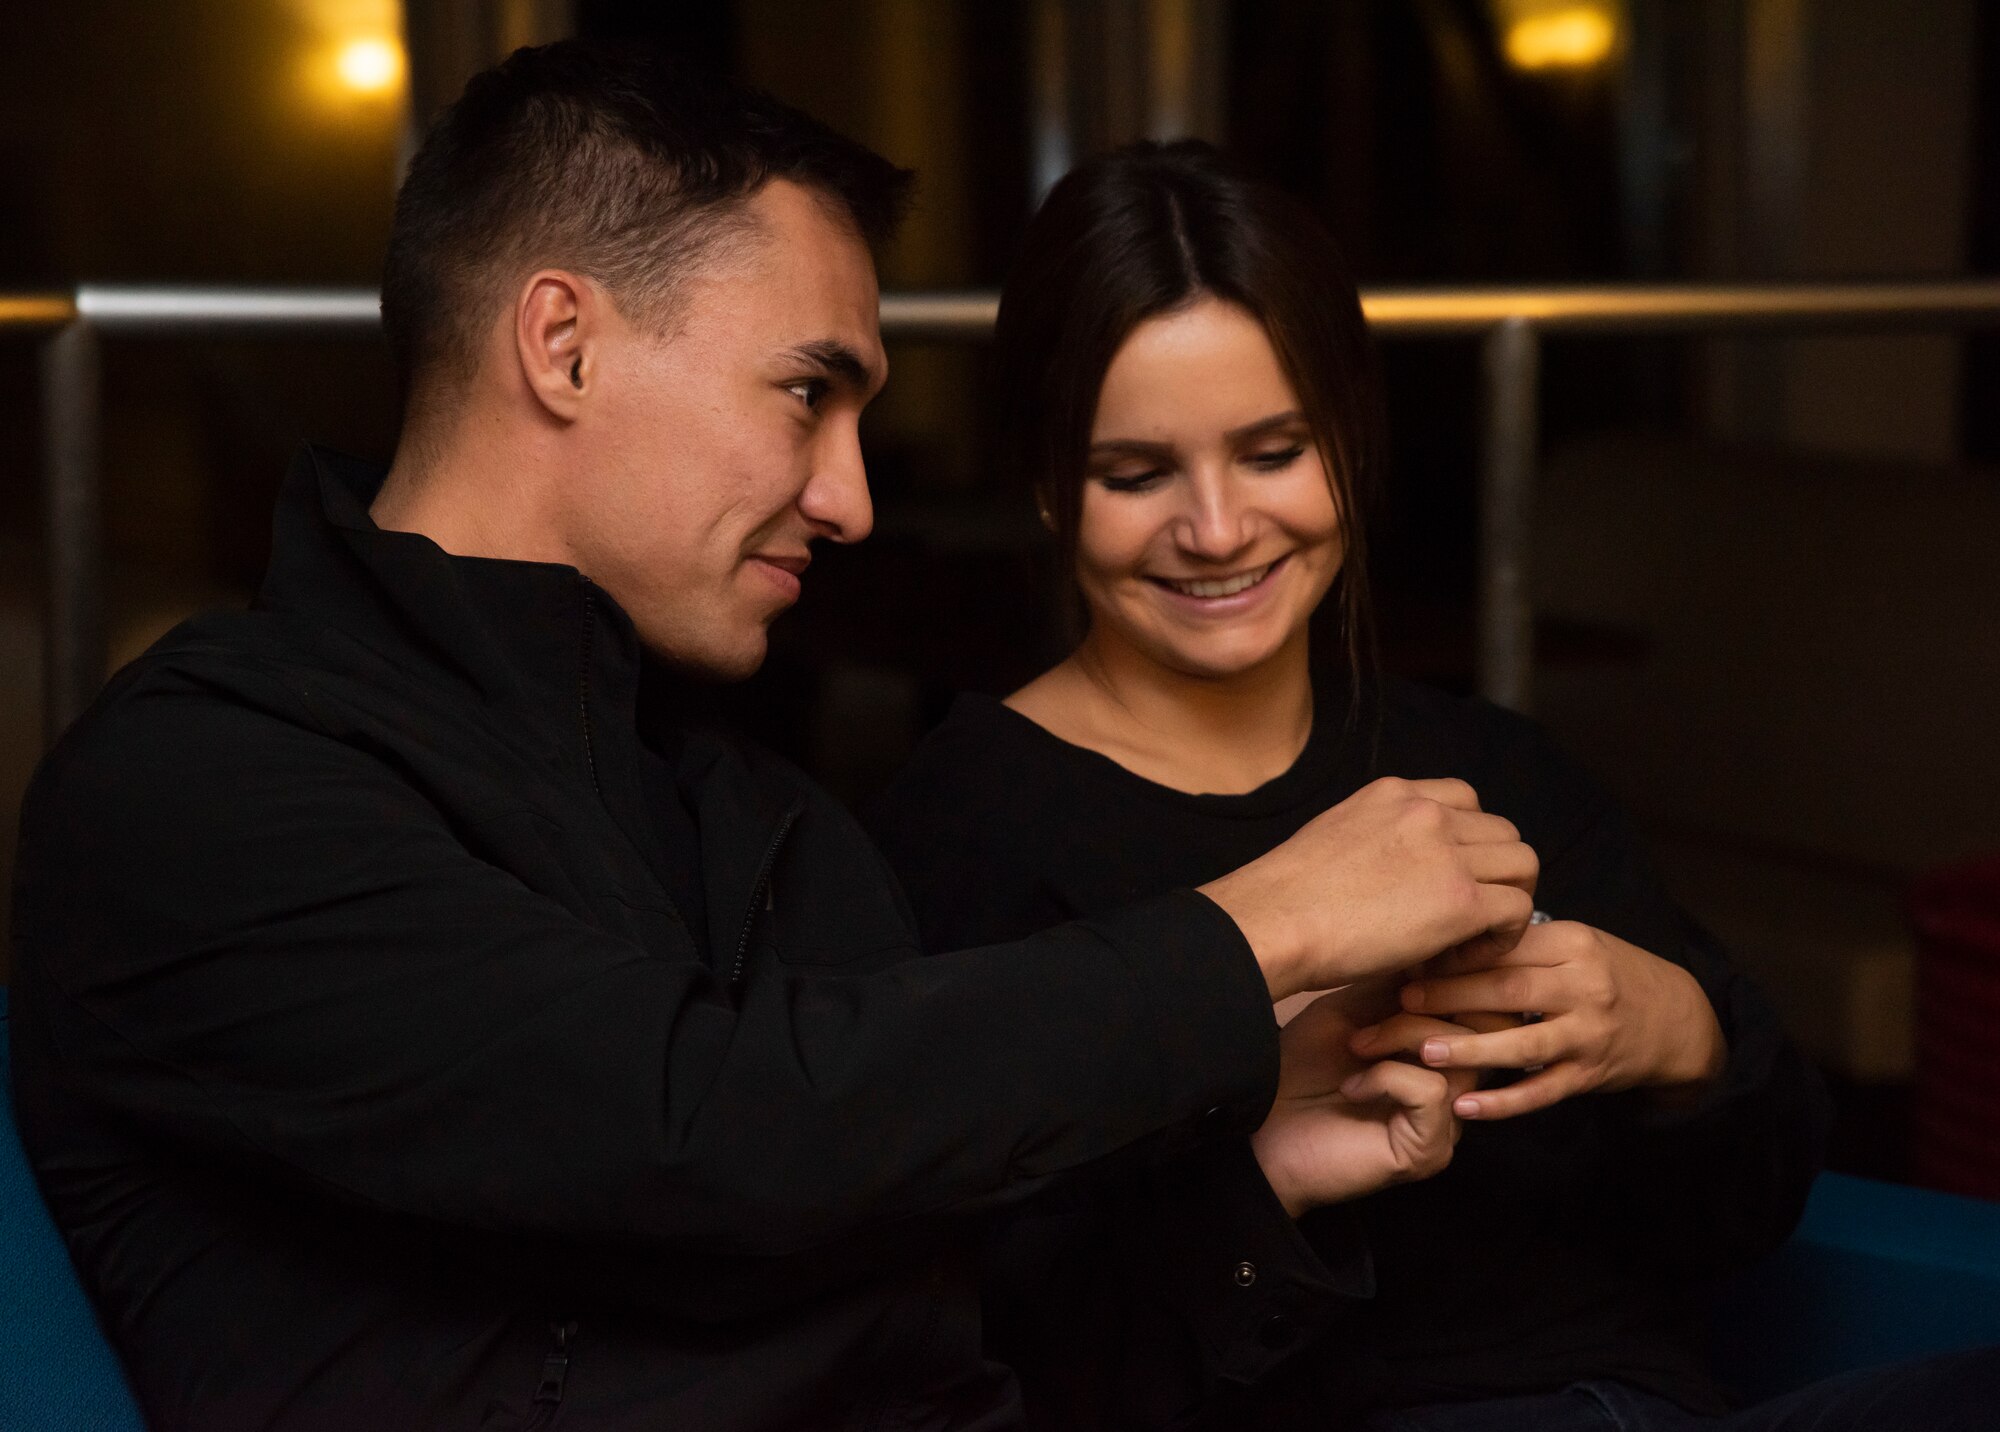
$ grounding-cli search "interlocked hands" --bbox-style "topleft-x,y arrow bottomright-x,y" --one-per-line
1354,920 -> 1726,1121
1251,980 -> 1484,1216
1249,795 -> 1727,1217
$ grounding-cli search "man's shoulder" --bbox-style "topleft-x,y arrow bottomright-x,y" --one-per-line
26,603 -> 442,856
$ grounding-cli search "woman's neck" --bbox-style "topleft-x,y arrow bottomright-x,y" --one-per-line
1007,628 -> 1316,796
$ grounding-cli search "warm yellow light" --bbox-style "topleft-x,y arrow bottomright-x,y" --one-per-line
333,35 -> 403,95
1504,8 -> 1617,71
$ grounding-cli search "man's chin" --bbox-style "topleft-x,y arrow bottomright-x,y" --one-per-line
640,628 -> 770,684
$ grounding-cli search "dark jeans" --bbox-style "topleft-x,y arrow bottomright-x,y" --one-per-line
1355,1349 -> 2000,1432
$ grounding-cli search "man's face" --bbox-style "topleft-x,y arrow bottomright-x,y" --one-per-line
562,179 -> 885,679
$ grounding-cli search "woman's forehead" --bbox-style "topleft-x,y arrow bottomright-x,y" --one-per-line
1094,300 -> 1300,440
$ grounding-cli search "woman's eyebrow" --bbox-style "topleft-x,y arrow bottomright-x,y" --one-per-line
1088,410 -> 1306,456
1224,410 -> 1306,442
1086,437 -> 1175,457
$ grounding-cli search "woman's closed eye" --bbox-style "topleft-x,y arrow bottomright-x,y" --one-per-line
1245,443 -> 1306,472
1097,468 -> 1168,493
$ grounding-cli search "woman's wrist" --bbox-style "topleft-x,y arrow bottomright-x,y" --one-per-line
1248,1124 -> 1310,1218
1652,962 -> 1727,1089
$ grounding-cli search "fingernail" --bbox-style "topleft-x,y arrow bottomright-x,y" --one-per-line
1340,1074 -> 1367,1098
1422,1039 -> 1450,1065
1454,1096 -> 1481,1118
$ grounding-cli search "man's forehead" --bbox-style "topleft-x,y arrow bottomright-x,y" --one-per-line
729,181 -> 887,380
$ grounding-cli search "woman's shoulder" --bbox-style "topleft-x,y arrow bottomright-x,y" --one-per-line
865,694 -> 1070,870
870,692 -> 1055,823
864,691 -> 1093,950
1363,675 -> 1614,848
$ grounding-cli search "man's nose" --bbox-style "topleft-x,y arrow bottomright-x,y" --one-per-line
800,426 -> 874,544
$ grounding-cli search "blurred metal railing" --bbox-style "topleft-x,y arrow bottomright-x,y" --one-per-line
12,278 -> 2000,743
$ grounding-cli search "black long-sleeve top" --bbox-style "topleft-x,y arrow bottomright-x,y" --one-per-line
866,679 -> 1832,1429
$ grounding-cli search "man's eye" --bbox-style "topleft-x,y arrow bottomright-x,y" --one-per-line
786,379 -> 830,411
1098,470 -> 1166,493
1246,444 -> 1306,471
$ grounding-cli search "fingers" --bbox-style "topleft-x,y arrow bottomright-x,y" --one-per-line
1413,1021 -> 1567,1074
1451,1063 -> 1590,1121
1457,1009 -> 1529,1036
1340,1059 -> 1460,1171
1402,963 -> 1559,1018
1355,1011 -> 1564,1076
1339,1056 -> 1450,1114
1348,1012 -> 1483,1062
1470,882 -> 1536,955
1402,777 -> 1482,812
1462,839 -> 1540,894
1445,808 -> 1522,845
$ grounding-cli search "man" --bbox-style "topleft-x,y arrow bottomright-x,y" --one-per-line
9,44 -> 1534,1430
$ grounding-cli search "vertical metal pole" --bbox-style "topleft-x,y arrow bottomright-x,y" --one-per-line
1477,317 -> 1540,713
40,320 -> 104,746
1030,0 -> 1074,202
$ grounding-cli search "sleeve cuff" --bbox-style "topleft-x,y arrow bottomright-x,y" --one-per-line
1091,888 -> 1282,1142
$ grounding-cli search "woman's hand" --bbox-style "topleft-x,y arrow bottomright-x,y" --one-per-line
1251,989 -> 1478,1216
1349,920 -> 1726,1120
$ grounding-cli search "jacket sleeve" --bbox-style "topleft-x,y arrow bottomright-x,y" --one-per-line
12,683 -> 1280,1311
1516,727 -> 1832,1285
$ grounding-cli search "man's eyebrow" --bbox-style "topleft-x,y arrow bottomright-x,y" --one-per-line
1087,410 -> 1308,456
784,339 -> 880,393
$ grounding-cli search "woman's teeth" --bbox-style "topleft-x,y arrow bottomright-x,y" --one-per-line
1161,562 -> 1275,598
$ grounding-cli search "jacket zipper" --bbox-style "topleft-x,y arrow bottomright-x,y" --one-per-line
522,1320 -> 578,1430
576,581 -> 603,800
729,804 -> 801,988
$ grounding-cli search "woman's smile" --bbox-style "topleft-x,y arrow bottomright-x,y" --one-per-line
1147,553 -> 1292,609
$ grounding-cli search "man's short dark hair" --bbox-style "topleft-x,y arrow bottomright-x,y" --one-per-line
381,41 -> 913,418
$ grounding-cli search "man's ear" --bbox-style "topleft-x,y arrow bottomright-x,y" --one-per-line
515,270 -> 592,421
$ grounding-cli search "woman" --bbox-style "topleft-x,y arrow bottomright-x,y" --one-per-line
866,142 -> 1981,1430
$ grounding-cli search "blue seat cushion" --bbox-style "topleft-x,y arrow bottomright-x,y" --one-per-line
1710,1170 -> 2000,1401
1,988 -> 148,1431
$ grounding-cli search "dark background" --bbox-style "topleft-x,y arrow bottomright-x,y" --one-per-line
4,0 -> 1998,1189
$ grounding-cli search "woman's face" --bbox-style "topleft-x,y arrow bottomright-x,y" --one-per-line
1071,297 -> 1343,682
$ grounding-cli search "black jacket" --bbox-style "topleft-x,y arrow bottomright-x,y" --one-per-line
7,447 -> 1281,1432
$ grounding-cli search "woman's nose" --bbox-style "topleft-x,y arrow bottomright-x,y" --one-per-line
1176,470 -> 1253,561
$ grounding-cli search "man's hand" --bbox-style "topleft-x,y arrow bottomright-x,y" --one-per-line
1250,988 -> 1478,1217
1199,777 -> 1539,1000
1349,920 -> 1726,1120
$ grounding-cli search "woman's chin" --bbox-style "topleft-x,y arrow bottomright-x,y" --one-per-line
1144,630 -> 1297,683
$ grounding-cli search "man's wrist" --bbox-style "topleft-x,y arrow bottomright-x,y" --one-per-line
1198,873 -> 1308,1001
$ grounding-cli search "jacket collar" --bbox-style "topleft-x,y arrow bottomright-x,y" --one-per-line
258,446 -> 807,971
258,444 -> 645,737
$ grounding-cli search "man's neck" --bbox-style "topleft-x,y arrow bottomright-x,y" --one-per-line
371,409 -> 573,567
